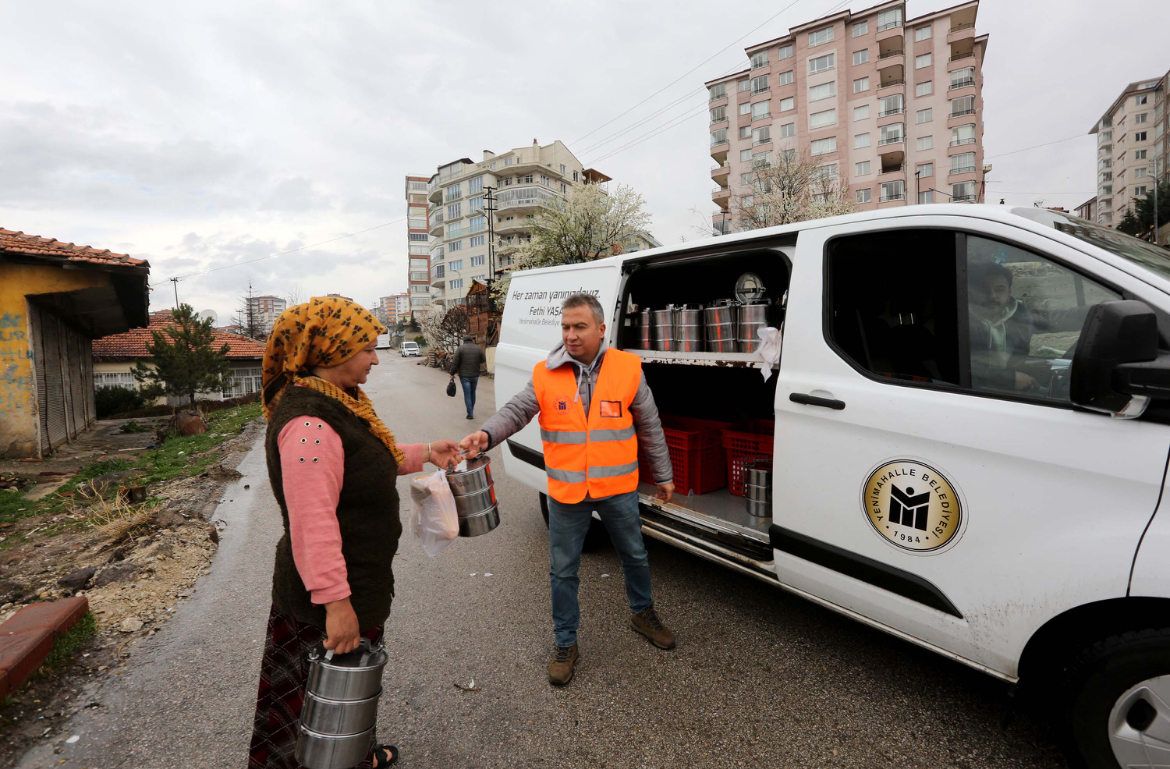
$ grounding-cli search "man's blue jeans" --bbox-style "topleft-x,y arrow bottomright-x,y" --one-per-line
547,490 -> 653,647
459,376 -> 478,417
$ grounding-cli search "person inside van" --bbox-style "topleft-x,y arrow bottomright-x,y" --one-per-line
968,261 -> 1090,393
458,292 -> 676,686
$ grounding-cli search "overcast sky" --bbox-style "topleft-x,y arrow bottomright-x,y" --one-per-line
4,0 -> 1169,322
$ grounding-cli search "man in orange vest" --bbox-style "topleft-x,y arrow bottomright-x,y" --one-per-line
460,292 -> 675,686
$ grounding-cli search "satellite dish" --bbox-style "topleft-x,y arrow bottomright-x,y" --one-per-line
197,309 -> 219,325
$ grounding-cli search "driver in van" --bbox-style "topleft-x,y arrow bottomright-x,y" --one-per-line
459,292 -> 676,686
969,261 -> 1092,392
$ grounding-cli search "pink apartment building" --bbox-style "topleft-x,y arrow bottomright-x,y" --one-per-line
708,0 -> 987,232
405,175 -> 432,312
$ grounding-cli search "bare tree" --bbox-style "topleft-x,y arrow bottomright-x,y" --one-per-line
286,283 -> 303,306
416,305 -> 467,358
229,281 -> 264,340
729,150 -> 856,232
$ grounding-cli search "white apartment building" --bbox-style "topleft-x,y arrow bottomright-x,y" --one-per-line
247,295 -> 286,334
405,175 -> 431,312
1090,71 -> 1169,228
426,140 -> 608,308
707,0 -> 988,232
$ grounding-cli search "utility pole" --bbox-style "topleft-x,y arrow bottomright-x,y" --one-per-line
1152,160 -> 1160,246
483,185 -> 499,311
171,277 -> 180,309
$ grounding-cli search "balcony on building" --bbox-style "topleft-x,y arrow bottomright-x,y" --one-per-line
711,214 -> 732,236
879,156 -> 906,176
875,12 -> 903,42
712,161 -> 730,183
429,211 -> 444,236
712,185 -> 731,205
1097,130 -> 1113,149
710,138 -> 729,163
878,66 -> 905,91
948,40 -> 976,69
877,133 -> 905,161
427,177 -> 442,203
877,39 -> 904,71
947,8 -> 977,44
495,217 -> 530,235
495,184 -> 559,215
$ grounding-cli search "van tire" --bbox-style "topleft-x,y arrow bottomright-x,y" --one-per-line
1061,627 -> 1170,769
539,493 -> 609,552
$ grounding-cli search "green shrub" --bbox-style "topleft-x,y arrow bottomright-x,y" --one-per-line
413,336 -> 427,346
95,386 -> 145,418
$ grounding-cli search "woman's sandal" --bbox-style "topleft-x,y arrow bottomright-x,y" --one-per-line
371,744 -> 399,767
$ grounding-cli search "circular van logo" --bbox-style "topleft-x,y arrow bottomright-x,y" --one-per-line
862,460 -> 963,553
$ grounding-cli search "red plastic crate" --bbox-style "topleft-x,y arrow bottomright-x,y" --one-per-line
722,419 -> 775,496
638,415 -> 730,495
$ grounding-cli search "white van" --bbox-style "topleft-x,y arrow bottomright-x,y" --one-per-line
401,341 -> 420,357
494,205 -> 1170,769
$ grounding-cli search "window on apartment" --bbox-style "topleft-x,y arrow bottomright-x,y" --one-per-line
409,271 -> 428,282
950,67 -> 975,89
951,123 -> 976,146
950,95 -> 976,117
450,259 -> 463,270
857,187 -> 872,203
852,21 -> 868,37
917,162 -> 933,178
812,137 -> 837,155
809,27 -> 834,47
738,78 -> 750,92
855,132 -> 871,148
469,196 -> 484,212
1136,94 -> 1149,106
449,241 -> 462,252
739,125 -> 752,139
409,232 -> 428,242
1135,149 -> 1148,160
1136,167 -> 1148,178
1135,113 -> 1149,124
753,151 -> 772,167
915,53 -> 932,69
446,184 -> 462,201
879,123 -> 904,145
916,81 -> 933,97
470,255 -> 485,267
952,181 -> 976,201
573,171 -> 579,182
560,164 -> 566,175
1135,131 -> 1148,142
813,163 -> 838,180
449,279 -> 463,290
751,75 -> 769,94
753,126 -> 772,145
469,215 -> 486,233
709,84 -> 727,100
855,160 -> 871,176
524,174 -> 533,183
503,176 -> 512,186
951,152 -> 976,174
743,195 -> 755,207
409,244 -> 429,255
810,108 -> 837,129
916,107 -> 932,123
711,106 -> 727,122
853,49 -> 869,66
877,8 -> 902,31
750,51 -> 768,68
752,100 -> 771,119
809,53 -> 835,75
504,157 -> 513,165
879,93 -> 904,116
780,97 -> 795,112
780,122 -> 796,137
854,104 -> 870,121
468,176 -> 483,193
740,172 -> 753,184
777,70 -> 794,86
810,81 -> 836,101
880,180 -> 905,201
918,190 -> 934,203
711,128 -> 728,146
740,149 -> 752,161
470,235 -> 485,247
447,202 -> 461,219
739,101 -> 752,116
914,25 -> 931,41
854,77 -> 870,93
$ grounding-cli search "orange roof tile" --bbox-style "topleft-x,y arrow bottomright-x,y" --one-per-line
0,228 -> 149,271
93,310 -> 266,360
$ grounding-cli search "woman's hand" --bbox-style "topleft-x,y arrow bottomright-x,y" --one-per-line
428,440 -> 461,469
460,431 -> 489,458
323,597 -> 361,655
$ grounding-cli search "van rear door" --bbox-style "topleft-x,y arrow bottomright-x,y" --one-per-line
494,261 -> 626,491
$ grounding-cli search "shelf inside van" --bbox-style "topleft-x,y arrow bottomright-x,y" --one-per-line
628,349 -> 777,369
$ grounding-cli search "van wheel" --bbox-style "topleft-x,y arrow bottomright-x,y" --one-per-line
539,493 -> 609,552
1062,628 -> 1170,768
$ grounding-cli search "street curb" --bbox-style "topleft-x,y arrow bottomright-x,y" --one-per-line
0,596 -> 89,699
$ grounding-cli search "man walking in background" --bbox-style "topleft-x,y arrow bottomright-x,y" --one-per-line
448,335 -> 486,420
460,293 -> 676,686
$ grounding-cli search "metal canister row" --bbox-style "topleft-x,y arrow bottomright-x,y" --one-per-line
637,300 -> 771,354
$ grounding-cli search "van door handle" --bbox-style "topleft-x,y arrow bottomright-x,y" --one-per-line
789,393 -> 846,410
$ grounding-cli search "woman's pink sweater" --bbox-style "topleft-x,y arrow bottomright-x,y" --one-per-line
278,417 -> 426,605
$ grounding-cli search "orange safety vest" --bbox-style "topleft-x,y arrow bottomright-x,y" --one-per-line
532,348 -> 642,504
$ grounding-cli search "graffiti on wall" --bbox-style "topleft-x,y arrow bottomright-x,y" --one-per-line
0,313 -> 32,413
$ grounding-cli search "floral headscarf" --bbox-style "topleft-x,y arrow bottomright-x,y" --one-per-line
261,296 -> 404,464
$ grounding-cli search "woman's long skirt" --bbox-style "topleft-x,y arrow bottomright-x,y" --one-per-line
248,606 -> 384,769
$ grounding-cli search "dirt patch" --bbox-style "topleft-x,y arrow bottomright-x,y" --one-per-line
0,416 -> 264,763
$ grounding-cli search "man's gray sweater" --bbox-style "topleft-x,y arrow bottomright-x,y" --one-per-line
479,340 -> 673,486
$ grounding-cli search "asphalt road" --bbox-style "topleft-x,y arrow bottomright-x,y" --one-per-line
17,352 -> 1068,768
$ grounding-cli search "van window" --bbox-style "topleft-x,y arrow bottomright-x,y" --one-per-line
826,230 -> 1121,405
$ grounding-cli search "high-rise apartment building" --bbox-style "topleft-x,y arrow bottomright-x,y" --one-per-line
425,140 -> 608,309
405,175 -> 432,313
707,0 -> 987,232
375,293 -> 411,325
1089,70 -> 1168,228
247,294 -> 287,334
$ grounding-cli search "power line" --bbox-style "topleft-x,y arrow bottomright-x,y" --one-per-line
589,103 -> 713,165
984,134 -> 1086,160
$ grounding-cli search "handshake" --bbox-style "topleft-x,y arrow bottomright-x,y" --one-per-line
425,431 -> 491,469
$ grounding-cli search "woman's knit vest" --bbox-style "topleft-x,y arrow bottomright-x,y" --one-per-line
265,386 -> 401,630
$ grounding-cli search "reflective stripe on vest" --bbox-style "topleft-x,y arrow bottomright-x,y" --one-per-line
533,349 -> 643,504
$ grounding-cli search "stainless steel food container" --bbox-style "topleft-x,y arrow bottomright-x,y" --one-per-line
458,506 -> 500,537
674,304 -> 704,353
295,724 -> 376,769
746,483 -> 772,502
704,300 -> 738,353
745,459 -> 772,486
452,485 -> 498,516
652,308 -> 675,352
301,689 -> 381,736
638,309 -> 653,350
305,641 -> 388,702
738,300 -> 771,353
446,455 -> 494,495
745,498 -> 771,517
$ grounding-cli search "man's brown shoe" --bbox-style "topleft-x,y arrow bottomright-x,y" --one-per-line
548,643 -> 579,686
631,607 -> 676,649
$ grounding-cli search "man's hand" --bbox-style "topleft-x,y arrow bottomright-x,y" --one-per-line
1015,371 -> 1039,391
460,430 -> 490,458
323,597 -> 361,655
428,440 -> 460,469
655,482 -> 674,505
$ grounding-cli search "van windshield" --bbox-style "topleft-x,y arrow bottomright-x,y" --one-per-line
1012,207 -> 1170,282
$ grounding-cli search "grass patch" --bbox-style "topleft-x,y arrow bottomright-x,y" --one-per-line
119,420 -> 152,434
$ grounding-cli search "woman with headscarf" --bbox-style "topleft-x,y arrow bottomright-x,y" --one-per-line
248,297 -> 458,769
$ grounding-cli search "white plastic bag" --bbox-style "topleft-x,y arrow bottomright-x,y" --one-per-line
409,469 -> 460,556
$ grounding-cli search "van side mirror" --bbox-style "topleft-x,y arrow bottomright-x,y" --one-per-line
1071,300 -> 1170,417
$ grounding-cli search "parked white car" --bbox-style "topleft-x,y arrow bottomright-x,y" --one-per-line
494,204 -> 1170,769
401,341 -> 421,357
